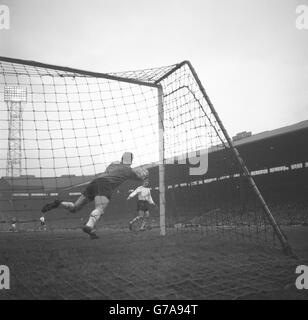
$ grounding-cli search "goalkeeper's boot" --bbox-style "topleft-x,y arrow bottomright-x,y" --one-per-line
41,199 -> 61,213
82,226 -> 99,239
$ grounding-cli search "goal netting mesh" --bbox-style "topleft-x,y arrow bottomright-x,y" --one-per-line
0,57 -> 291,253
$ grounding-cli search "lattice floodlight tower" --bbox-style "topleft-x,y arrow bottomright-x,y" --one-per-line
4,85 -> 27,177
0,57 -> 293,255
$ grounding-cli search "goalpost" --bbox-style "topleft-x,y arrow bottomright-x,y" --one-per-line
0,56 -> 292,255
158,84 -> 166,236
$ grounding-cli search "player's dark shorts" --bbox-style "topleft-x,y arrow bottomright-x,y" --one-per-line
40,221 -> 46,226
137,200 -> 149,212
82,178 -> 113,201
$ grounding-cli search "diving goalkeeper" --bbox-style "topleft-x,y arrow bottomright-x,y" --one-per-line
41,152 -> 149,239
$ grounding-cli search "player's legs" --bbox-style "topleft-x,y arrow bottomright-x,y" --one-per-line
83,195 -> 109,238
129,210 -> 144,230
61,194 -> 90,213
131,210 -> 144,223
140,210 -> 150,230
42,194 -> 90,214
40,220 -> 47,231
129,209 -> 149,231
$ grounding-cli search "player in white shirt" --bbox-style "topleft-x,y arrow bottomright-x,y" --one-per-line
127,180 -> 156,231
39,216 -> 47,231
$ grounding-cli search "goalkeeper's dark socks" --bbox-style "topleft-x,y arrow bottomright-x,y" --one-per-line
41,199 -> 61,213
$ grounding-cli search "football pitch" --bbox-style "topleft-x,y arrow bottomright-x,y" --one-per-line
0,226 -> 308,300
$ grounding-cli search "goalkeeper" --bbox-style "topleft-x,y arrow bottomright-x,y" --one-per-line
41,152 -> 148,239
127,180 -> 156,231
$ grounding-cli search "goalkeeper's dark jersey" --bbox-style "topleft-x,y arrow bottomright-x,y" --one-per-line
83,162 -> 140,200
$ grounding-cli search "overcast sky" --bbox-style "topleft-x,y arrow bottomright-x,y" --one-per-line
1,0 -> 307,136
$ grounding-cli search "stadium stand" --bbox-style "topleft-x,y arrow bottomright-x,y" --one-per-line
0,120 -> 307,231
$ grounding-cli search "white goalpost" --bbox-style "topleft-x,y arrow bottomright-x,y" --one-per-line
158,84 -> 166,236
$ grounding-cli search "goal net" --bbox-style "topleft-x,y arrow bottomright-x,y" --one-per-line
0,57 -> 292,254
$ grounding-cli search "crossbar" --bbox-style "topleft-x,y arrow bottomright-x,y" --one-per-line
0,56 -> 160,89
